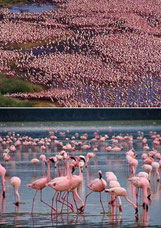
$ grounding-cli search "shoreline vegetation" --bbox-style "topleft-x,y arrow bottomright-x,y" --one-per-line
0,0 -> 53,8
0,74 -> 59,107
0,0 -> 31,7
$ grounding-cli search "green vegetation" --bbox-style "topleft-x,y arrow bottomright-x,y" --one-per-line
0,94 -> 36,107
0,73 -> 44,107
0,0 -> 32,7
0,74 -> 43,94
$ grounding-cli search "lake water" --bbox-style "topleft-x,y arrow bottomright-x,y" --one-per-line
9,3 -> 55,13
0,121 -> 161,227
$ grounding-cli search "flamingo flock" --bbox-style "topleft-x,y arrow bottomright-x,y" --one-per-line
0,127 -> 161,220
0,0 -> 161,107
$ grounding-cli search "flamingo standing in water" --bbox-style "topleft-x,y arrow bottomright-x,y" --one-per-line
10,176 -> 21,206
54,156 -> 85,213
47,156 -> 74,216
105,187 -> 138,214
0,164 -> 6,198
105,172 -> 123,212
64,156 -> 85,212
86,153 -> 95,167
85,170 -> 107,213
128,176 -> 151,210
27,158 -> 55,214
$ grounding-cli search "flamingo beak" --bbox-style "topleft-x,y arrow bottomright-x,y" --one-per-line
49,158 -> 55,163
2,191 -> 5,198
70,156 -> 76,161
135,207 -> 138,214
14,202 -> 19,206
80,157 -> 86,163
72,167 -> 75,174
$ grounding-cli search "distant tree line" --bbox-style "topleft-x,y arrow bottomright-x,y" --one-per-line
0,108 -> 160,122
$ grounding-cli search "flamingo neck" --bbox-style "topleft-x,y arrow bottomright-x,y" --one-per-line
15,189 -> 20,203
124,194 -> 137,209
142,187 -> 148,205
78,163 -> 83,180
1,175 -> 6,193
46,161 -> 51,182
67,158 -> 72,181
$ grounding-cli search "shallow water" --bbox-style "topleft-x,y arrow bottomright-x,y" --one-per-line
9,3 -> 55,13
0,121 -> 161,227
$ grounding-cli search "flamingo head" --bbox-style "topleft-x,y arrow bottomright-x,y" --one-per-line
98,170 -> 102,179
48,157 -> 55,163
70,156 -> 76,161
79,155 -> 86,163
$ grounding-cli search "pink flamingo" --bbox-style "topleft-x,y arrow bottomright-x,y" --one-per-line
10,176 -> 21,206
86,152 -> 95,167
105,172 -> 123,211
151,161 -> 160,182
142,164 -> 152,180
85,170 -> 107,214
64,156 -> 85,213
27,158 -> 55,214
53,156 -> 85,213
128,177 -> 151,210
126,156 -> 138,176
47,156 -> 74,215
40,154 -> 47,164
105,187 -> 138,214
3,153 -> 11,162
0,164 -> 6,198
31,158 -> 39,164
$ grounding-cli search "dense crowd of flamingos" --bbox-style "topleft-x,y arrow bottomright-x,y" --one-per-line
0,0 -> 161,107
0,128 -> 161,220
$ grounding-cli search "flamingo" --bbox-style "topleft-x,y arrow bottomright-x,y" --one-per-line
66,156 -> 85,212
3,153 -> 11,162
47,156 -> 74,215
40,154 -> 47,164
151,161 -> 160,182
0,164 -> 6,198
105,187 -> 138,214
27,158 -> 55,214
86,152 -> 95,167
142,164 -> 152,180
105,172 -> 123,211
126,156 -> 138,176
128,177 -> 151,210
85,170 -> 107,214
31,158 -> 39,164
10,176 -> 21,206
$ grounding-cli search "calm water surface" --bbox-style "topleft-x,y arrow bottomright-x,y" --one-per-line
9,3 -> 55,13
0,121 -> 161,227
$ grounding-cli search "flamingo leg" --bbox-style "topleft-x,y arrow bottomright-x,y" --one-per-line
73,188 -> 84,213
51,191 -> 57,215
108,195 -> 116,206
60,191 -> 65,213
99,192 -> 105,214
136,188 -> 138,206
56,192 -> 60,218
72,191 -> 78,211
57,191 -> 74,212
40,190 -> 56,211
84,191 -> 92,209
31,190 -> 38,215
